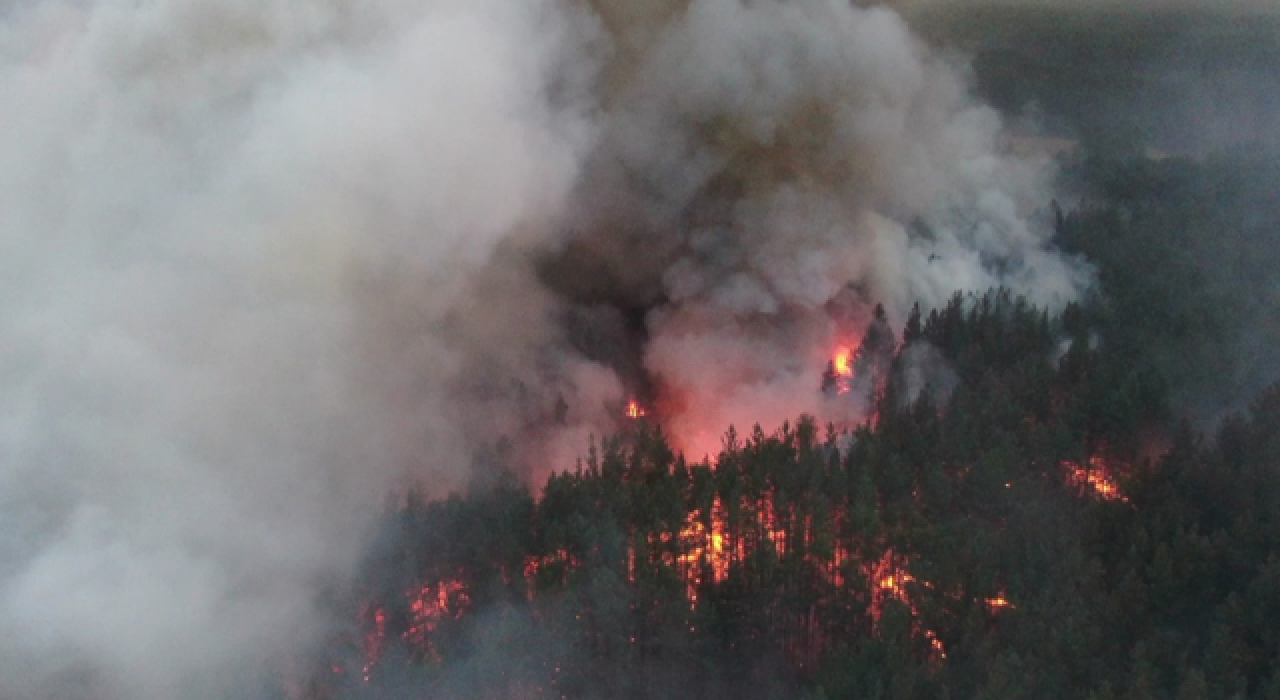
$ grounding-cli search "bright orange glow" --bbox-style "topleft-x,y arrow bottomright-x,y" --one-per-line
759,495 -> 787,557
828,345 -> 856,395
625,399 -> 646,419
404,580 -> 469,660
524,548 -> 576,594
676,497 -> 733,602
1062,456 -> 1128,502
928,630 -> 946,658
359,490 -> 1007,681
868,549 -> 946,660
350,428 -> 1065,688
986,594 -> 1014,612
833,346 -> 854,377
869,550 -> 912,624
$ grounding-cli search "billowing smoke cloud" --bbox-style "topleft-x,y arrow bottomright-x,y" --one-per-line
531,0 -> 1090,456
0,0 -> 1091,696
0,0 -> 593,697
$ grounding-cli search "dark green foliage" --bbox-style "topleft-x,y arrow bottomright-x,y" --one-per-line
1058,154 -> 1280,426
324,287 -> 1280,700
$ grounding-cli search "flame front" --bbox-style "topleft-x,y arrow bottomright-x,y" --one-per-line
867,550 -> 950,659
1062,456 -> 1128,502
354,490 -> 1037,682
833,346 -> 854,378
986,594 -> 1014,613
626,399 -> 646,419
823,344 -> 857,397
676,498 -> 733,602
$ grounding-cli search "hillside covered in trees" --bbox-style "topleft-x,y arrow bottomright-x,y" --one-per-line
298,148 -> 1280,700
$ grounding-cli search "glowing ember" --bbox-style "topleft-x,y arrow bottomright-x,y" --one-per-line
361,605 -> 387,681
404,580 -> 469,661
524,548 -> 576,593
868,549 -> 946,659
676,497 -> 733,602
986,594 -> 1015,613
1062,456 -> 1128,502
759,495 -> 787,557
928,630 -> 946,658
625,399 -> 646,419
823,345 -> 856,395
833,346 -> 854,378
868,550 -> 913,624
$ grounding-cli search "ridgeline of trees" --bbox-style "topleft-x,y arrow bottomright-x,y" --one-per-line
290,154 -> 1280,700
305,292 -> 1280,700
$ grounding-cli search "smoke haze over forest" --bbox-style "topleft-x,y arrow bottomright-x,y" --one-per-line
1,0 -> 1279,698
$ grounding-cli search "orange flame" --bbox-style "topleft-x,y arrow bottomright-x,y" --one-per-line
868,549 -> 946,659
676,497 -> 733,602
833,346 -> 854,378
405,580 -> 469,659
825,345 -> 856,396
1062,456 -> 1128,502
986,594 -> 1014,613
625,399 -> 646,419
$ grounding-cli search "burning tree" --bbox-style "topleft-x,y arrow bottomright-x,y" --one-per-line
823,303 -> 897,409
307,291 -> 1280,700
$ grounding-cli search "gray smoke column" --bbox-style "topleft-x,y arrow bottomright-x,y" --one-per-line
549,0 -> 1091,457
0,0 -> 592,697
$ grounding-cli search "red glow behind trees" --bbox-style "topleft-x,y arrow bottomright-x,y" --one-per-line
334,292 -> 1189,698
1062,455 -> 1129,502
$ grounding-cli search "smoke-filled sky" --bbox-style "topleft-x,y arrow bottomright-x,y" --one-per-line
0,0 -> 592,696
0,0 -> 1268,697
549,0 -> 1090,456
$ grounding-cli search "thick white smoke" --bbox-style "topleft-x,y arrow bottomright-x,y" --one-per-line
0,0 -> 592,697
563,0 -> 1090,456
0,0 -> 1097,696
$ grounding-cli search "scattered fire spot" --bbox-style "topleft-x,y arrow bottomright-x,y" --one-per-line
361,605 -> 387,681
828,345 -> 855,395
525,548 -> 576,594
985,594 -> 1014,613
405,580 -> 469,661
868,549 -> 946,660
625,399 -> 647,419
677,497 -> 733,601
833,346 -> 854,378
1062,456 -> 1128,502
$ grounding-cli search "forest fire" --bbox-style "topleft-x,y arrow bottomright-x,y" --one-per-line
675,502 -> 731,601
336,293 -> 1198,696
986,594 -> 1015,613
833,346 -> 854,379
1062,456 -> 1128,502
404,580 -> 469,662
360,606 -> 387,682
359,580 -> 470,679
823,345 -> 857,396
524,548 -> 576,593
868,549 -> 945,659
